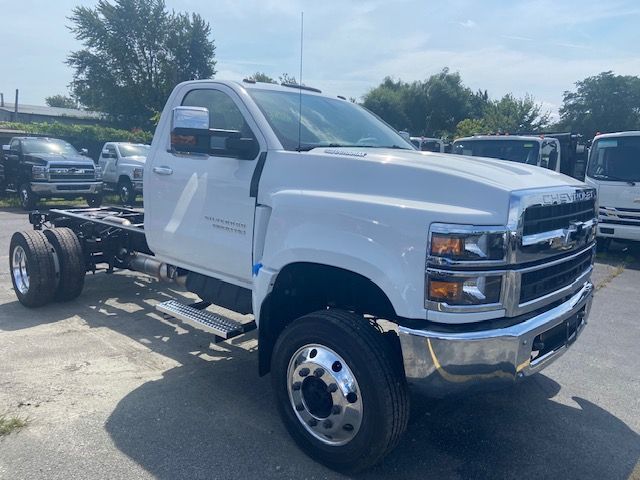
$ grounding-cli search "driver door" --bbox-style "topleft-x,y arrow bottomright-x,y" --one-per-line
145,84 -> 265,286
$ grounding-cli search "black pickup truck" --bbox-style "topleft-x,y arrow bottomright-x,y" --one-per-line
1,137 -> 103,210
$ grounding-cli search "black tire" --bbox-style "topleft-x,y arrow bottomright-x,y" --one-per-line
43,228 -> 85,302
118,178 -> 136,205
9,230 -> 56,307
271,309 -> 409,473
18,183 -> 37,211
86,193 -> 103,207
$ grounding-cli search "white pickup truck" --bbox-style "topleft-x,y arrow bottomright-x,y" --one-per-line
98,142 -> 150,204
8,79 -> 596,472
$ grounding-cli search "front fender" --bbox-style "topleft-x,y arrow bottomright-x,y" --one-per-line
256,190 -> 440,320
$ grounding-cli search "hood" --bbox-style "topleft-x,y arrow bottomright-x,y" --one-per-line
585,177 -> 640,210
26,152 -> 95,166
262,148 -> 587,226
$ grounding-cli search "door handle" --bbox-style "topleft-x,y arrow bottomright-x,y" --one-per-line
153,166 -> 173,175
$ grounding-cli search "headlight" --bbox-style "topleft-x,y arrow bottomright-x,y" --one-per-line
94,168 -> 103,180
426,224 -> 507,312
427,272 -> 502,307
429,224 -> 506,265
133,167 -> 143,179
32,165 -> 48,180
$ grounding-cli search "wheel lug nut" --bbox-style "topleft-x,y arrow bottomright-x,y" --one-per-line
332,405 -> 341,415
313,368 -> 325,377
299,367 -> 310,377
308,418 -> 318,427
295,403 -> 304,411
323,419 -> 333,429
327,383 -> 338,393
346,392 -> 358,403
292,381 -> 301,391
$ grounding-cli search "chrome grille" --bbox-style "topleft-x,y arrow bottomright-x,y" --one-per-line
523,198 -> 596,236
519,248 -> 593,303
49,164 -> 96,181
599,206 -> 640,226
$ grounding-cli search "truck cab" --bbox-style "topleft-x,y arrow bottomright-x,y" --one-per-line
452,135 -> 562,172
585,131 -> 640,245
410,136 -> 445,153
98,142 -> 150,204
1,136 -> 102,209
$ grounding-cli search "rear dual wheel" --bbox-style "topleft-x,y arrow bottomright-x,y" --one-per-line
9,228 -> 85,307
271,310 -> 409,473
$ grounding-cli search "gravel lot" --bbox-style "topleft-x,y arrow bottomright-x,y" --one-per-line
0,207 -> 638,480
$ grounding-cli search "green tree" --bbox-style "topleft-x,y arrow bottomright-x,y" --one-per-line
279,73 -> 298,85
560,71 -> 640,138
45,94 -> 78,109
67,0 -> 216,129
455,118 -> 487,138
363,69 -> 482,137
249,72 -> 277,83
483,93 -> 549,133
362,78 -> 411,131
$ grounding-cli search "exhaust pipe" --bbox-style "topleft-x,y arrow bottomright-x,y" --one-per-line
126,252 -> 186,286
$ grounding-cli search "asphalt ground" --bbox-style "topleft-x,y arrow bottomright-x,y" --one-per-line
0,206 -> 638,480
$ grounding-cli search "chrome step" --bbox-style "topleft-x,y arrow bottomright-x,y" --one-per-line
156,299 -> 255,339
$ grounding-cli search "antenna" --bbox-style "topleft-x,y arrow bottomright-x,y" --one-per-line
297,12 -> 304,152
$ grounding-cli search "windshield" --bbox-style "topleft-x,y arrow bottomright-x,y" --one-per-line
22,138 -> 79,156
117,144 -> 150,157
247,88 -> 413,151
453,139 -> 540,165
587,136 -> 640,182
421,140 -> 441,152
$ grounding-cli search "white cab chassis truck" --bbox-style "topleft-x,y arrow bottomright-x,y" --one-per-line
453,135 -> 562,172
9,80 -> 597,472
585,131 -> 640,247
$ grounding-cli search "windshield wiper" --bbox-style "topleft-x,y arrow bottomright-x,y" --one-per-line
592,174 -> 638,186
296,143 -> 412,152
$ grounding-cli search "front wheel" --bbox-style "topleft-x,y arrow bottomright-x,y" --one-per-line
118,178 -> 136,205
19,183 -> 37,210
86,193 -> 103,207
271,310 -> 409,473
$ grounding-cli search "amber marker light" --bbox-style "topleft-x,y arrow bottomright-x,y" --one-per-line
429,280 -> 462,302
430,234 -> 464,256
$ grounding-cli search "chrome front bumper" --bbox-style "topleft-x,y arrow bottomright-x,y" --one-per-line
399,281 -> 593,397
31,182 -> 102,196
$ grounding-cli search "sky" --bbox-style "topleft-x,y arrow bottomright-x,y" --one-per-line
1,0 -> 640,118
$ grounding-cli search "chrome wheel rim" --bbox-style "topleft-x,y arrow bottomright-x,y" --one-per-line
287,344 -> 363,446
20,187 -> 29,207
12,245 -> 29,294
120,185 -> 129,203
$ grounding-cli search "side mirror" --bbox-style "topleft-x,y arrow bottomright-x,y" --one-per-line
2,145 -> 10,152
80,148 -> 89,156
171,106 -> 258,159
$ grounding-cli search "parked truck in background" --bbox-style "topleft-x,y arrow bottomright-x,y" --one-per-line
1,137 -> 102,209
409,136 -> 445,152
585,131 -> 640,248
8,80 -> 596,472
98,142 -> 150,204
452,135 -> 562,172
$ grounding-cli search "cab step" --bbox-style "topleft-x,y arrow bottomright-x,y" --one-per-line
156,299 -> 255,340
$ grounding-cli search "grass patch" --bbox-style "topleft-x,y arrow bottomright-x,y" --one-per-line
595,264 -> 626,291
0,414 -> 28,436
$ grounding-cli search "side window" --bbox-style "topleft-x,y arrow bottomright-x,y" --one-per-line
182,89 -> 254,138
10,139 -> 20,152
107,146 -> 117,158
